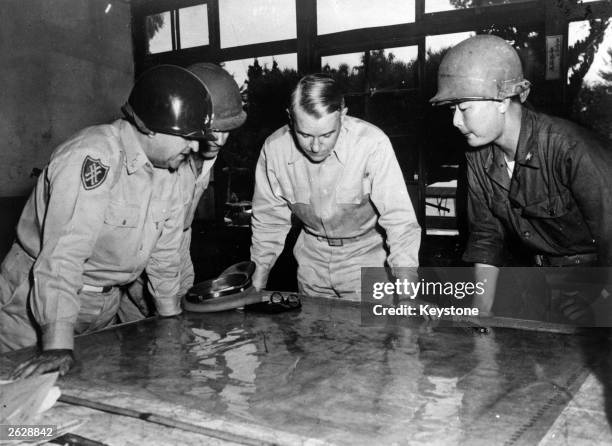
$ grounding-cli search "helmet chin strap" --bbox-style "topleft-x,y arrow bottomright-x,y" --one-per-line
121,102 -> 154,136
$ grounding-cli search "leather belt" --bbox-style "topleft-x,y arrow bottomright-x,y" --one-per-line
534,253 -> 598,267
313,233 -> 369,247
82,284 -> 113,293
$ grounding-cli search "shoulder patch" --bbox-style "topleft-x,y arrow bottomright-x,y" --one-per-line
81,155 -> 110,190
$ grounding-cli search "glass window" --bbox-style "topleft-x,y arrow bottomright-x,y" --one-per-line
222,53 -> 298,87
368,46 -> 418,90
323,47 -> 420,181
179,4 -> 209,49
568,19 -> 612,86
423,32 -> 476,195
317,0 -> 415,35
366,46 -> 419,140
219,0 -> 297,48
425,0 -> 535,14
217,55 -> 300,211
321,51 -> 366,103
147,11 -> 172,54
426,32 -> 475,59
321,52 -> 364,73
567,18 -> 612,139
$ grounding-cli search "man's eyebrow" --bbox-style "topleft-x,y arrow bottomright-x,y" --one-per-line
297,129 -> 336,137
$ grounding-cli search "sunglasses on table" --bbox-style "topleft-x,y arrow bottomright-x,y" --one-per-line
245,291 -> 302,313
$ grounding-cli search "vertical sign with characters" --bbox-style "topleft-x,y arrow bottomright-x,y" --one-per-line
546,35 -> 563,80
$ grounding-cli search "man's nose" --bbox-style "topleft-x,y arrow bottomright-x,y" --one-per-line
310,137 -> 321,152
452,108 -> 463,128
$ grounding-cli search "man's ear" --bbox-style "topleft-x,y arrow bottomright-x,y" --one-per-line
286,108 -> 293,125
498,98 -> 511,114
339,106 -> 348,124
518,87 -> 530,103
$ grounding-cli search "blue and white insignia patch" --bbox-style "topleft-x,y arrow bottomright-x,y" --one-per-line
81,155 -> 109,190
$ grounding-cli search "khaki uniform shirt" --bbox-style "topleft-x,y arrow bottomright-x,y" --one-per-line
16,119 -> 184,348
175,155 -> 216,296
178,155 -> 215,231
251,115 -> 421,291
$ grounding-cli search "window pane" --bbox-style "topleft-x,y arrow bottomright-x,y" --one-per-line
367,46 -> 419,143
179,4 -> 209,49
321,52 -> 366,100
218,55 -> 300,209
147,11 -> 172,54
222,53 -> 298,87
368,46 -> 418,90
426,32 -> 475,59
219,0 -> 297,48
568,19 -> 612,86
423,32 -> 475,190
317,0 -> 415,35
568,19 -> 612,139
425,0 -> 535,14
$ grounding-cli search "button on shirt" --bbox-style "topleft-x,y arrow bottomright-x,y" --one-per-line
251,115 -> 421,289
15,119 -> 184,349
463,108 -> 612,266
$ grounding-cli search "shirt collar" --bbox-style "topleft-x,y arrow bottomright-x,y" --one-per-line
483,145 -> 511,191
333,122 -> 349,165
118,119 -> 151,174
514,108 -> 540,169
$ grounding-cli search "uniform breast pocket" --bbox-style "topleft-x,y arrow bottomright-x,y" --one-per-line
294,186 -> 310,204
337,178 -> 371,205
522,194 -> 570,219
278,184 -> 310,205
151,201 -> 172,230
521,193 -> 584,245
104,202 -> 139,228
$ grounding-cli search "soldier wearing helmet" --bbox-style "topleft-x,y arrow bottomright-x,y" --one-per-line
431,35 -> 612,319
120,62 -> 247,320
0,65 -> 213,377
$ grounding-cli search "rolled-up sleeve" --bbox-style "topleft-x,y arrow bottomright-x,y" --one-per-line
462,155 -> 506,266
369,138 -> 421,269
32,146 -> 115,350
250,146 -> 293,290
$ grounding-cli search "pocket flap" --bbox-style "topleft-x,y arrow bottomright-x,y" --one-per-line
522,194 -> 569,219
104,202 -> 139,227
151,201 -> 172,223
336,187 -> 364,204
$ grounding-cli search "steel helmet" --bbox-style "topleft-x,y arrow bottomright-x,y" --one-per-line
124,64 -> 214,139
430,34 -> 531,106
187,63 -> 247,131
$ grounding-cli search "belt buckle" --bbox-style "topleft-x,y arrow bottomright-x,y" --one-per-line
82,284 -> 112,293
328,238 -> 343,247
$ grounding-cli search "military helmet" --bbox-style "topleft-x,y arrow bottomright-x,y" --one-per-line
430,34 -> 531,105
187,63 -> 247,131
124,64 -> 214,139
